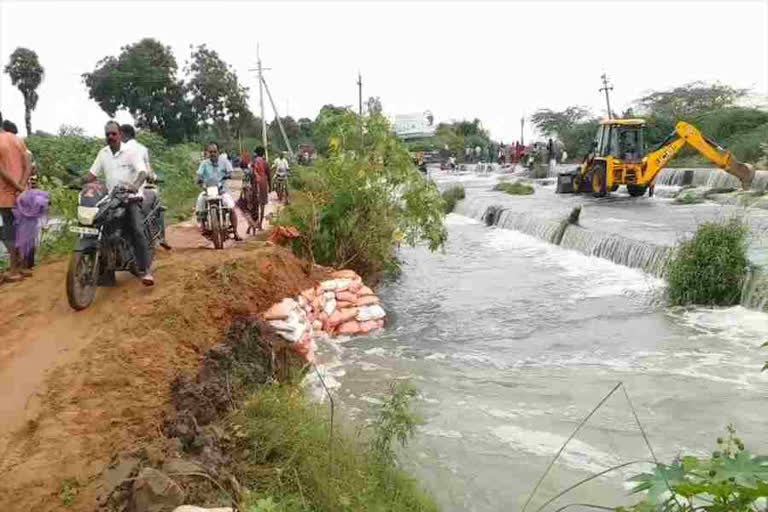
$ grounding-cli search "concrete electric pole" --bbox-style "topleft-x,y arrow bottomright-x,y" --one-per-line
357,72 -> 363,116
599,73 -> 614,119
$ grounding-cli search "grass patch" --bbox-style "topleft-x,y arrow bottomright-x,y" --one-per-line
493,181 -> 534,195
666,218 -> 750,306
58,478 -> 80,506
440,185 -> 465,213
674,192 -> 704,205
233,381 -> 438,512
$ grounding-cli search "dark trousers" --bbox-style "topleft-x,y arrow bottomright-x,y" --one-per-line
126,202 -> 151,273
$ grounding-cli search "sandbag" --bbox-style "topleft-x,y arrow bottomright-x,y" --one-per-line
336,290 -> 357,303
298,295 -> 307,308
324,297 -> 337,316
358,285 -> 374,297
338,320 -> 362,335
357,304 -> 386,322
359,320 -> 383,333
331,269 -> 359,280
301,288 -> 316,301
320,278 -> 352,292
263,298 -> 297,320
289,333 -> 315,364
335,300 -> 354,310
356,295 -> 380,306
327,310 -> 344,328
338,307 -> 358,324
348,280 -> 362,293
312,320 -> 322,330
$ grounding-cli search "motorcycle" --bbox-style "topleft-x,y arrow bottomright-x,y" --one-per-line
200,178 -> 235,250
66,182 -> 165,310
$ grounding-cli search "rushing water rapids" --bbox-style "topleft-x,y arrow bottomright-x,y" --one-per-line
309,170 -> 768,511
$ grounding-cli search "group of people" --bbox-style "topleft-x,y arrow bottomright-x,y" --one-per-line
0,111 -> 47,285
195,143 -> 291,237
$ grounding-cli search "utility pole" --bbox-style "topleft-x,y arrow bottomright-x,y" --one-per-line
520,114 -> 525,146
599,73 -> 614,119
261,75 -> 295,159
249,44 -> 272,160
357,72 -> 363,116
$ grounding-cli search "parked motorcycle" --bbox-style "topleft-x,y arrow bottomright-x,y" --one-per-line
200,178 -> 235,250
66,182 -> 165,310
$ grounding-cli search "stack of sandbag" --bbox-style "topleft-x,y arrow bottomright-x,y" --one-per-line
263,297 -> 315,363
261,269 -> 387,365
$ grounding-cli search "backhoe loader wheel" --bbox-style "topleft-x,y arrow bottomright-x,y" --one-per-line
591,166 -> 607,198
572,174 -> 582,193
627,184 -> 647,197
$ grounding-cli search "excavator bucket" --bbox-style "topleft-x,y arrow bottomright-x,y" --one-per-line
727,160 -> 755,190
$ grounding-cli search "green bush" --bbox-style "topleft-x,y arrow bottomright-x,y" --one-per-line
440,185 -> 465,213
666,218 -> 750,306
674,192 -> 704,205
235,382 -> 438,512
493,181 -> 534,195
276,112 -> 447,279
622,426 -> 768,512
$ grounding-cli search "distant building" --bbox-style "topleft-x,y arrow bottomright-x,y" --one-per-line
392,111 -> 436,139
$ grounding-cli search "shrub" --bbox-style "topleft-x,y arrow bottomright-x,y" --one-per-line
666,218 -> 750,306
674,192 -> 704,205
622,425 -> 768,512
235,382 -> 437,512
441,185 -> 465,213
275,112 -> 447,279
493,181 -> 534,195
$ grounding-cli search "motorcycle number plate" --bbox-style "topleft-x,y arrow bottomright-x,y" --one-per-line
70,226 -> 99,236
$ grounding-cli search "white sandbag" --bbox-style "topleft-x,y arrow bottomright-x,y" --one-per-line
320,278 -> 352,291
298,295 -> 307,308
324,297 -> 337,316
356,304 -> 386,322
270,309 -> 308,342
277,321 -> 307,343
324,291 -> 335,300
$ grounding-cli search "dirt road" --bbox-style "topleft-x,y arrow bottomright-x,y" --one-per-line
0,186 -> 304,511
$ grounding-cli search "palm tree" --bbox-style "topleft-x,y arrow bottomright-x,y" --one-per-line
4,47 -> 45,136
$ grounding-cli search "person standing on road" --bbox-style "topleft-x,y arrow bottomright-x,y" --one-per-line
85,120 -> 155,285
121,124 -> 171,250
273,152 -> 290,204
250,146 -> 271,231
0,112 -> 32,283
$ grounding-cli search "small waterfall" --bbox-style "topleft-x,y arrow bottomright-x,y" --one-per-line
741,268 -> 768,311
655,168 -> 768,191
559,226 -> 676,277
494,209 -> 566,244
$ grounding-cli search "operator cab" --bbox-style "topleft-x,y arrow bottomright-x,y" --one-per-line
593,119 -> 645,163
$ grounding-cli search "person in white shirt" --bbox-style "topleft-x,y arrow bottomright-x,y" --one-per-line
273,152 -> 290,203
85,120 -> 154,286
120,124 -> 171,250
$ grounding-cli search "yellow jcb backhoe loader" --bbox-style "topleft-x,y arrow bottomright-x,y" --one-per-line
555,119 -> 755,197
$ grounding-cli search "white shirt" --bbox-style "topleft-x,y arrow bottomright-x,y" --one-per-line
88,142 -> 148,192
124,139 -> 153,179
275,157 -> 289,173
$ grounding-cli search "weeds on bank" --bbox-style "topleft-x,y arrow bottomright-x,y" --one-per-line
234,381 -> 437,512
666,218 -> 749,306
620,426 -> 768,512
441,185 -> 465,213
493,181 -> 534,195
674,193 -> 704,205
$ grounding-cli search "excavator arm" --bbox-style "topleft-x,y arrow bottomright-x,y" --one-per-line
643,121 -> 755,190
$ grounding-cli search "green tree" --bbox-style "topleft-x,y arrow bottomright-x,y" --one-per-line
635,81 -> 748,119
185,44 -> 249,132
57,124 -> 85,137
531,106 -> 598,157
82,38 -> 196,142
4,47 -> 45,136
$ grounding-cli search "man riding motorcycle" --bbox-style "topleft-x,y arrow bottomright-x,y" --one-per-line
196,142 -> 241,241
84,120 -> 154,285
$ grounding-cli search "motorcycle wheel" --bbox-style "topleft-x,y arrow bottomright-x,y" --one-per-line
210,206 -> 224,250
66,251 -> 98,311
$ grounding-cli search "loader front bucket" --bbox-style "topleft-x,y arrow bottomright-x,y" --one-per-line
727,160 -> 755,190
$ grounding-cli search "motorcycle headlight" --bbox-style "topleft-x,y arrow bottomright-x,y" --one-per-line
206,186 -> 220,198
77,206 -> 99,226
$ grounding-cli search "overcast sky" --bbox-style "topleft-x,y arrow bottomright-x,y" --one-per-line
1,0 -> 766,142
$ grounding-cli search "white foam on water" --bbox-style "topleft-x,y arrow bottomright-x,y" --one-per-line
445,213 -> 481,226
425,352 -> 448,360
491,425 -> 621,475
360,395 -> 384,405
669,306 -> 768,348
420,426 -> 464,439
363,347 -> 389,356
482,228 -> 663,300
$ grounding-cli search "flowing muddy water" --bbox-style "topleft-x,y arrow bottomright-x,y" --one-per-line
309,176 -> 768,511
